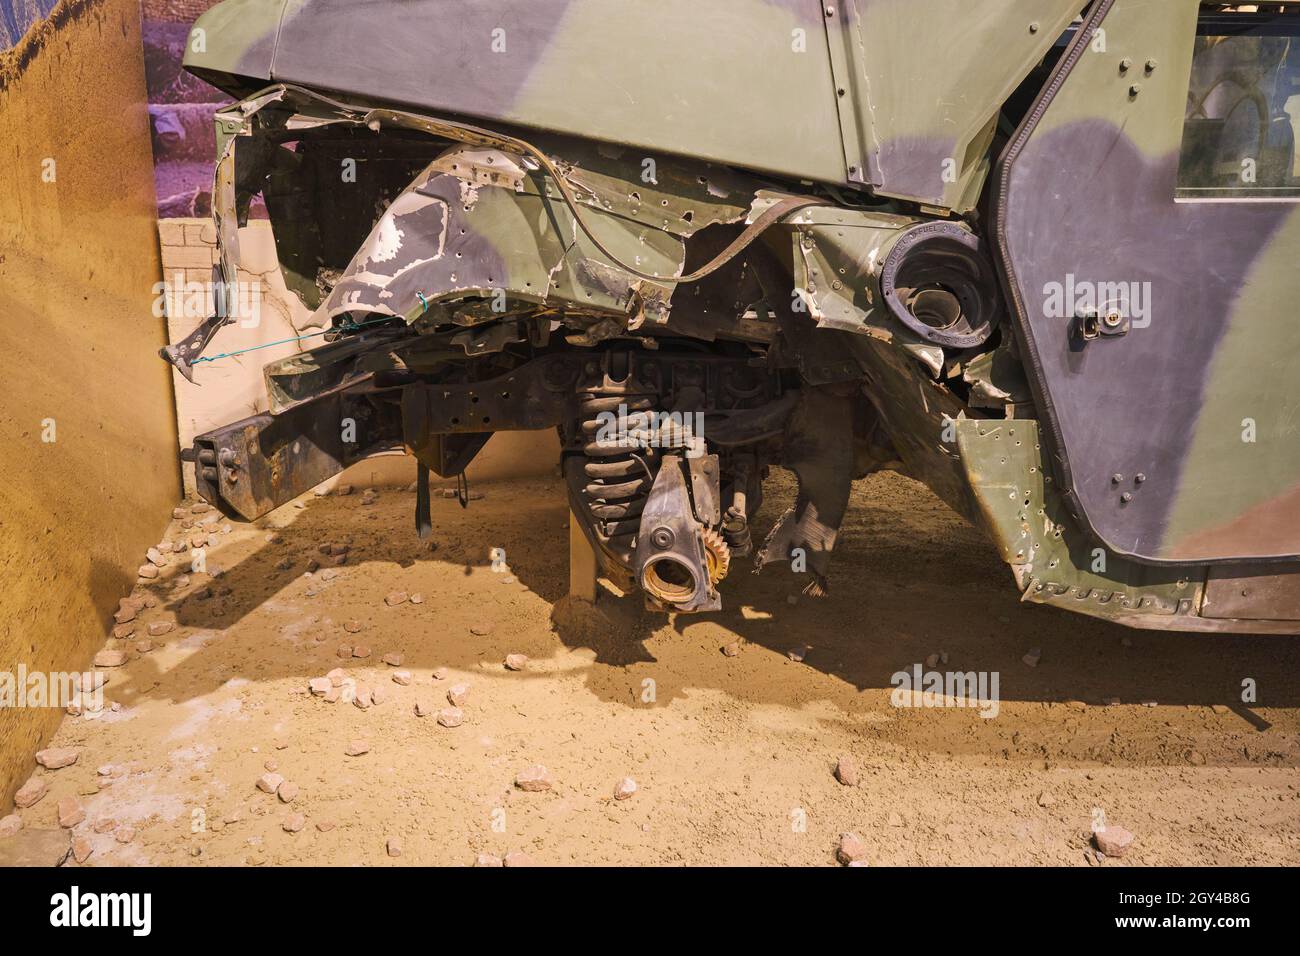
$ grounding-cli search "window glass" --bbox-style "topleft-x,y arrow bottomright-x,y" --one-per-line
1177,14 -> 1300,199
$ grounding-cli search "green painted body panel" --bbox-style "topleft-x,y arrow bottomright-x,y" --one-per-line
850,0 -> 1083,210
185,0 -> 1085,210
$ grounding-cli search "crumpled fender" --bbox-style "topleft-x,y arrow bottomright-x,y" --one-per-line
312,145 -> 684,330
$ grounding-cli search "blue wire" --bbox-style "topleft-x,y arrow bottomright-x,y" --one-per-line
190,314 -> 404,366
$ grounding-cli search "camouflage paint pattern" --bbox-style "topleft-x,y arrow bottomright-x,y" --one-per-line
185,0 -> 1086,210
996,0 -> 1300,564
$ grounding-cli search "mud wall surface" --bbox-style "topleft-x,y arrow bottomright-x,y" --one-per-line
0,0 -> 179,806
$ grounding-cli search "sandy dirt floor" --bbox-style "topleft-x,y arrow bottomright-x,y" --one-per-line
6,469 -> 1300,866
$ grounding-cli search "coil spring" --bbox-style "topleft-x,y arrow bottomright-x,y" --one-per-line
577,391 -> 658,547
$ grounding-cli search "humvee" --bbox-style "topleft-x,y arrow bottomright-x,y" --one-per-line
165,1 -> 1300,632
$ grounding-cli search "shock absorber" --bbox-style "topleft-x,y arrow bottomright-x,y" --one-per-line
564,353 -> 660,576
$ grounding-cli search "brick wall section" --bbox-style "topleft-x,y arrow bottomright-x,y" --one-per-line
157,215 -> 217,290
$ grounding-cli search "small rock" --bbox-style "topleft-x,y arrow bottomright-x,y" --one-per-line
352,645 -> 371,660
787,645 -> 810,663
414,700 -> 433,717
1210,704 -> 1230,715
256,772 -> 284,794
503,851 -> 534,867
386,836 -> 402,858
504,654 -> 528,671
327,668 -> 347,687
282,813 -> 306,833
336,485 -> 353,496
432,667 -> 448,681
721,641 -> 740,658
382,652 -> 403,667
371,686 -> 388,706
352,685 -> 373,709
837,832 -> 868,865
93,650 -> 127,668
834,755 -> 859,787
57,797 -> 85,829
1037,790 -> 1055,807
613,777 -> 638,801
113,603 -> 136,625
409,593 -> 424,605
1021,647 -> 1042,668
924,653 -> 941,668
135,640 -> 154,654
392,670 -> 412,686
147,621 -> 174,637
384,591 -> 409,607
316,821 -> 336,833
308,677 -> 332,696
515,765 -> 553,792
277,782 -> 300,803
147,547 -> 167,568
71,836 -> 93,863
470,623 -> 492,636
437,707 -> 464,728
336,644 -> 353,659
343,620 -> 363,634
111,623 -> 136,640
474,852 -> 503,867
447,683 -> 470,707
137,565 -> 159,580
345,740 -> 370,757
1094,825 -> 1135,858
0,814 -> 22,838
14,778 -> 48,809
35,748 -> 79,770
115,826 -> 136,844
1188,750 -> 1206,766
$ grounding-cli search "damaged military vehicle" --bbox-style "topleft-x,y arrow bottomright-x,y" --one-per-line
165,0 -> 1300,632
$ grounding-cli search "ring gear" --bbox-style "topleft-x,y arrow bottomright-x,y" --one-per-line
702,528 -> 731,586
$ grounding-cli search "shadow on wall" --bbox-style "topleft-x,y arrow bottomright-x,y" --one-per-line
141,0 -> 240,217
